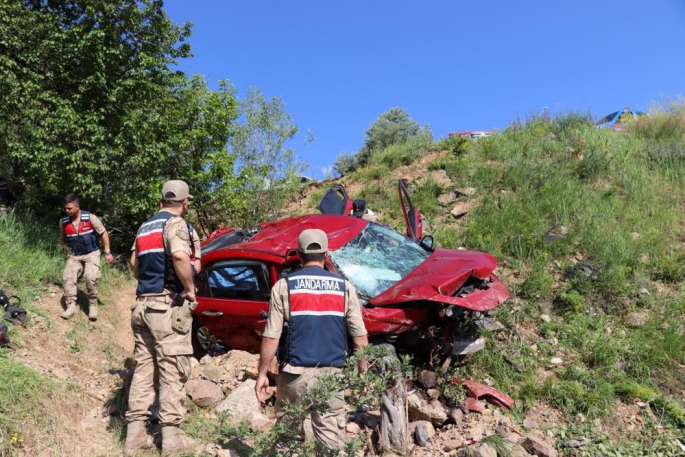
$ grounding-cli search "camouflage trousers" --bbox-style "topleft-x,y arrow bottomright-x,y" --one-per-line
63,250 -> 101,305
125,295 -> 193,427
276,367 -> 345,449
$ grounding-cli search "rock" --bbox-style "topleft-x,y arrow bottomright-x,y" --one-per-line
426,388 -> 441,400
186,379 -> 224,407
448,408 -> 464,425
444,439 -> 462,452
245,411 -> 273,431
407,391 -> 448,426
215,379 -> 262,423
474,443 -> 497,457
550,357 -> 563,366
638,287 -> 650,297
200,355 -> 214,365
417,370 -> 437,389
414,424 -> 431,447
475,316 -> 504,331
523,435 -> 558,457
457,187 -> 477,197
438,191 -> 457,205
450,201 -> 471,218
409,420 -> 435,438
189,357 -> 201,380
346,422 -> 360,434
631,232 -> 640,240
358,411 -> 380,428
540,314 -> 551,323
636,401 -> 647,408
523,418 -> 538,429
625,312 -> 649,328
201,363 -> 225,384
219,350 -> 259,383
468,425 -> 485,441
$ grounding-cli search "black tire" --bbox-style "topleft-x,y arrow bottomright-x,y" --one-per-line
191,317 -> 227,358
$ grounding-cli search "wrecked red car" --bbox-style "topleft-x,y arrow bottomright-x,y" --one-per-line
192,181 -> 509,361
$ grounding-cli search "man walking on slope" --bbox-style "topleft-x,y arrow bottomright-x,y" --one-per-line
255,228 -> 369,450
124,180 -> 198,457
59,193 -> 114,321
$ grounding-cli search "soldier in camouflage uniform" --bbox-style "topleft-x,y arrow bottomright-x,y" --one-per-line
59,193 -> 114,321
124,180 -> 198,457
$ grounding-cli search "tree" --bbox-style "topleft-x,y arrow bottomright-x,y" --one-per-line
0,0 -> 243,246
229,87 -> 304,228
164,76 -> 242,237
358,107 -> 432,166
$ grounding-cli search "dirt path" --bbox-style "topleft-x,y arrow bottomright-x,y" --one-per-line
9,281 -> 136,457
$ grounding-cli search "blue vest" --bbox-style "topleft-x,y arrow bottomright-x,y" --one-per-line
61,211 -> 99,256
135,212 -> 184,296
279,266 -> 347,369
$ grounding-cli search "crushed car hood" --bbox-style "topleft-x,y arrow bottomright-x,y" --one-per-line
368,248 -> 509,311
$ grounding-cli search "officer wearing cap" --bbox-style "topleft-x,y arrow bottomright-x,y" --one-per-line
124,180 -> 198,456
255,229 -> 369,450
59,193 -> 114,321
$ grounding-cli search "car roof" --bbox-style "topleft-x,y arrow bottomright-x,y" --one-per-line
203,214 -> 369,261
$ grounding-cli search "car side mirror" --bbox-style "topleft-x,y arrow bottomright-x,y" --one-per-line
420,235 -> 434,251
196,270 -> 208,282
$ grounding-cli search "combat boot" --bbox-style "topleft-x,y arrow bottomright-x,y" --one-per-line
161,426 -> 197,456
124,421 -> 154,456
61,302 -> 77,320
88,301 -> 98,321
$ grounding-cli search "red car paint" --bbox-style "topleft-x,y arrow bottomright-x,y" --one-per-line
194,210 -> 509,357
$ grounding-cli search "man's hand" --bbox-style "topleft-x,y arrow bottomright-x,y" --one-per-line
104,253 -> 115,264
255,374 -> 271,405
181,290 -> 196,303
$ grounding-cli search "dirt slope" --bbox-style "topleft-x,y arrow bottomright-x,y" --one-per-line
8,282 -> 136,457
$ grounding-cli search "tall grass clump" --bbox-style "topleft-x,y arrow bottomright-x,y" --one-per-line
462,110 -> 685,303
0,211 -> 63,298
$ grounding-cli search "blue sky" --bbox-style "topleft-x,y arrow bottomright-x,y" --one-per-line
163,0 -> 685,179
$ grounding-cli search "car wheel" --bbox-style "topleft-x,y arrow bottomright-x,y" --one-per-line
192,318 -> 227,358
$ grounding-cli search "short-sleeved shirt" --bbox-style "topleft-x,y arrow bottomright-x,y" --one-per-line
263,274 -> 368,374
59,212 -> 106,246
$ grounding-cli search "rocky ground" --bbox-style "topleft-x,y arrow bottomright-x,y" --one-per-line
5,278 -> 563,456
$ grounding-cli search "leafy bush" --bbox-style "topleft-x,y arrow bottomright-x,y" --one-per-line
334,153 -> 359,177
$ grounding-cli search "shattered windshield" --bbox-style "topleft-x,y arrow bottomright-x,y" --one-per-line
329,223 -> 430,298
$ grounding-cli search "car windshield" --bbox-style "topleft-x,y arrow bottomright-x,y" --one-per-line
597,111 -> 619,125
329,223 -> 430,298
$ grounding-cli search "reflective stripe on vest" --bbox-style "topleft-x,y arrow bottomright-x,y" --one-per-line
282,266 -> 347,368
135,212 -> 183,296
62,210 -> 99,256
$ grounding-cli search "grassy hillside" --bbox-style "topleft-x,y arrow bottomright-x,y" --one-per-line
302,108 -> 685,454
2,108 -> 685,455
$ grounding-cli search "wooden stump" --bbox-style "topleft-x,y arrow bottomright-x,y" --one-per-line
379,346 -> 408,453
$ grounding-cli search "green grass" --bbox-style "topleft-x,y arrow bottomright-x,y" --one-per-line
0,211 -> 64,299
0,352 -> 63,453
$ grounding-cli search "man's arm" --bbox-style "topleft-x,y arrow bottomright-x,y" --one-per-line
352,335 -> 369,373
255,337 -> 279,404
100,230 -> 114,264
172,251 -> 195,301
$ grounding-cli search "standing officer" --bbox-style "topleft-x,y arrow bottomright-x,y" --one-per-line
255,229 -> 369,450
59,193 -> 114,321
124,180 -> 197,457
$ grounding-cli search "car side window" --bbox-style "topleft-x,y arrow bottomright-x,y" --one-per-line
207,262 -> 270,301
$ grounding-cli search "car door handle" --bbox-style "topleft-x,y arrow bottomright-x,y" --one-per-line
201,311 -> 224,317
259,310 -> 268,319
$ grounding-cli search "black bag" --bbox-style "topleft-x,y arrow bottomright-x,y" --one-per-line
0,289 -> 26,326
